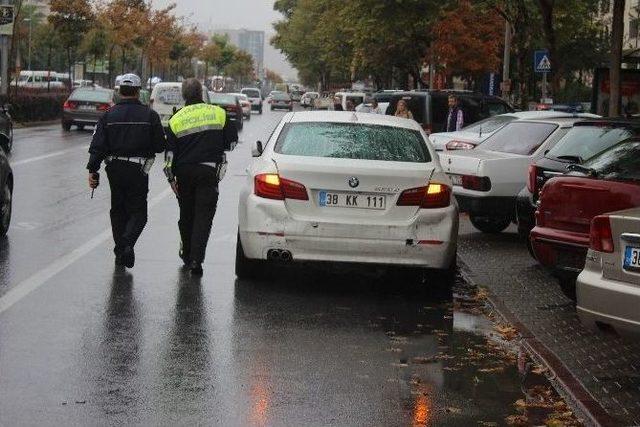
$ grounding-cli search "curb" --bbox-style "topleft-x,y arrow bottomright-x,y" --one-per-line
457,257 -> 619,427
14,120 -> 60,129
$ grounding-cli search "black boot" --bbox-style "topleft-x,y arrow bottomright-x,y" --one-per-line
189,260 -> 203,276
122,246 -> 135,268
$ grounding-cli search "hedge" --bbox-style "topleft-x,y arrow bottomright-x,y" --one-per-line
0,91 -> 69,123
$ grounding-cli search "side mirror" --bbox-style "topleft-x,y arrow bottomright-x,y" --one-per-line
252,140 -> 263,157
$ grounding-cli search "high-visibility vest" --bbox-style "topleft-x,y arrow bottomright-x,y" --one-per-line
168,103 -> 226,139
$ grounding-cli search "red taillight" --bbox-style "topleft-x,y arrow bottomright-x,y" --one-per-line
254,174 -> 309,201
590,215 -> 614,253
461,175 -> 491,192
97,103 -> 112,112
527,164 -> 537,194
397,182 -> 451,209
63,101 -> 77,110
446,140 -> 475,150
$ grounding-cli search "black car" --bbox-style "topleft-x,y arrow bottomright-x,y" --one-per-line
387,90 -> 514,133
516,118 -> 640,249
0,104 -> 13,152
0,146 -> 12,236
209,92 -> 244,131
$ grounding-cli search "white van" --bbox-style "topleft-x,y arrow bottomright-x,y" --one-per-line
150,82 -> 211,128
334,91 -> 367,110
16,71 -> 66,89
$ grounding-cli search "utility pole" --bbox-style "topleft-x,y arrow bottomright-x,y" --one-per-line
501,18 -> 511,101
609,0 -> 625,117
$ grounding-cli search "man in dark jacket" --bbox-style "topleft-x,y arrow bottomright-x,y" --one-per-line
445,95 -> 464,132
87,73 -> 166,268
164,78 -> 238,275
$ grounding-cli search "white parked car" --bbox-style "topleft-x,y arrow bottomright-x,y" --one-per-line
355,102 -> 390,114
150,82 -> 210,128
439,117 -> 585,233
230,93 -> 252,120
301,91 -> 319,108
241,87 -> 263,114
429,111 -> 600,151
237,111 -> 459,281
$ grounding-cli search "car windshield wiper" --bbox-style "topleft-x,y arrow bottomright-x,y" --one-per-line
555,155 -> 583,163
567,163 -> 598,176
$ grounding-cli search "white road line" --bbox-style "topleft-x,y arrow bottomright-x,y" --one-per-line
12,145 -> 89,167
0,188 -> 173,315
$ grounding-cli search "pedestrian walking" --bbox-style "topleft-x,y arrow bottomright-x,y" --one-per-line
87,73 -> 166,268
164,78 -> 238,276
446,95 -> 464,132
395,99 -> 413,120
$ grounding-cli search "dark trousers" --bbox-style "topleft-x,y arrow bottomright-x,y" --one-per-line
105,160 -> 149,256
175,164 -> 219,264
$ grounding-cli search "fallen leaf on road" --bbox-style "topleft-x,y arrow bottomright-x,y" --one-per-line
505,415 -> 528,426
446,407 -> 462,414
413,356 -> 437,364
478,367 -> 505,374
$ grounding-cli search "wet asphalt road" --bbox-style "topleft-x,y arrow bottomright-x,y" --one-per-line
0,110 -> 529,426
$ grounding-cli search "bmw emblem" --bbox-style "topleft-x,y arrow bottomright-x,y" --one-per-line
348,177 -> 359,188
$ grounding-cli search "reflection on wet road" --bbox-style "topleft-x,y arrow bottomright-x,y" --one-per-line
0,111 -> 570,426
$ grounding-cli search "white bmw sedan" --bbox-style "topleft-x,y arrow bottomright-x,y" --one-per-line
236,111 -> 459,281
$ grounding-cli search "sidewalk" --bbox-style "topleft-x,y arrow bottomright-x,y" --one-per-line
457,217 -> 640,426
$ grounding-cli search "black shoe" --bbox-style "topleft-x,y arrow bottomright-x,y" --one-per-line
189,261 -> 203,276
122,246 -> 135,268
115,254 -> 126,267
179,249 -> 190,267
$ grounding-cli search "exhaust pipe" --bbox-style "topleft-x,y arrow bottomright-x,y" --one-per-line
267,249 -> 293,262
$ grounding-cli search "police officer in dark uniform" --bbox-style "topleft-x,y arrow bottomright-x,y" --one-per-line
164,78 -> 238,276
87,73 -> 166,268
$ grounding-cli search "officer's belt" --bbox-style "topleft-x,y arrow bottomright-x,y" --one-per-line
106,156 -> 150,164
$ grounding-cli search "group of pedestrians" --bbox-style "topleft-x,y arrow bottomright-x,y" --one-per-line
87,74 -> 238,276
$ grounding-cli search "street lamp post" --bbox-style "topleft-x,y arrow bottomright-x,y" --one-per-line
24,12 -> 32,71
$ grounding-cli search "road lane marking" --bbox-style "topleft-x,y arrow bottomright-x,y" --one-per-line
12,145 -> 89,167
0,188 -> 173,315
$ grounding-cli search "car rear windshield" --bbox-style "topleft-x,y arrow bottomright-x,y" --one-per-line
480,122 -> 558,155
275,122 -> 430,163
242,89 -> 260,98
546,125 -> 634,162
462,115 -> 516,134
584,139 -> 640,182
154,86 -> 183,105
70,89 -> 112,103
211,94 -> 237,104
274,93 -> 290,100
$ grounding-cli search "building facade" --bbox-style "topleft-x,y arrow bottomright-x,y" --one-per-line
216,29 -> 265,78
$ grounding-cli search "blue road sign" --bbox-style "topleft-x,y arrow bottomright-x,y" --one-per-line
534,49 -> 551,73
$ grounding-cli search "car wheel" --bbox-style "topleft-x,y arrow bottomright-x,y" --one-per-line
469,215 -> 511,234
62,121 -> 72,132
235,234 -> 266,280
0,179 -> 12,237
558,277 -> 577,301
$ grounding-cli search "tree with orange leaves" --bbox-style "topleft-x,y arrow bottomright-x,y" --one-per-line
430,0 -> 503,87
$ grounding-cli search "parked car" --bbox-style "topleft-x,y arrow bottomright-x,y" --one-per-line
387,90 -> 514,134
439,117 -> 584,233
241,87 -> 263,114
0,104 -> 13,153
429,111 -> 600,151
301,92 -> 319,108
151,82 -> 210,128
516,118 -> 640,245
62,87 -> 115,131
0,146 -> 12,236
355,102 -> 390,114
312,93 -> 334,110
577,207 -> 640,338
265,90 -> 283,105
231,93 -> 252,120
270,92 -> 293,111
236,111 -> 458,282
531,139 -> 640,299
210,92 -> 244,131
334,91 -> 367,110
17,70 -> 66,89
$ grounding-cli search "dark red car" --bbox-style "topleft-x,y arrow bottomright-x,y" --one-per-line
530,138 -> 640,298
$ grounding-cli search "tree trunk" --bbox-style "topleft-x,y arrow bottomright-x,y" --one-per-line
93,55 -> 97,85
108,45 -> 115,88
67,47 -> 72,91
121,47 -> 126,75
537,0 -> 561,96
47,45 -> 52,93
609,0 -> 625,117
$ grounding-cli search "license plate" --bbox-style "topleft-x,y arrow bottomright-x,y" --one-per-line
79,105 -> 95,111
624,246 -> 640,271
318,191 -> 386,210
448,174 -> 463,186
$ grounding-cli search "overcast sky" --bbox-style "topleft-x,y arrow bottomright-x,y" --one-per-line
153,0 -> 297,78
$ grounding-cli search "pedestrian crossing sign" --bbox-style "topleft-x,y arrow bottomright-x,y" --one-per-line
534,50 -> 551,73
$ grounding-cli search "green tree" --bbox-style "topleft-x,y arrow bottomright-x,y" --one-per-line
81,26 -> 109,84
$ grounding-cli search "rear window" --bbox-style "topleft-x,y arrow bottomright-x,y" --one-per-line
584,140 -> 640,182
211,94 -> 237,104
275,122 -> 430,163
274,93 -> 290,100
463,115 -> 516,133
242,89 -> 260,98
154,86 -> 182,105
546,125 -> 634,162
480,122 -> 558,155
70,89 -> 112,103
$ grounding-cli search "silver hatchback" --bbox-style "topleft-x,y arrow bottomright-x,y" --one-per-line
577,207 -> 640,338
